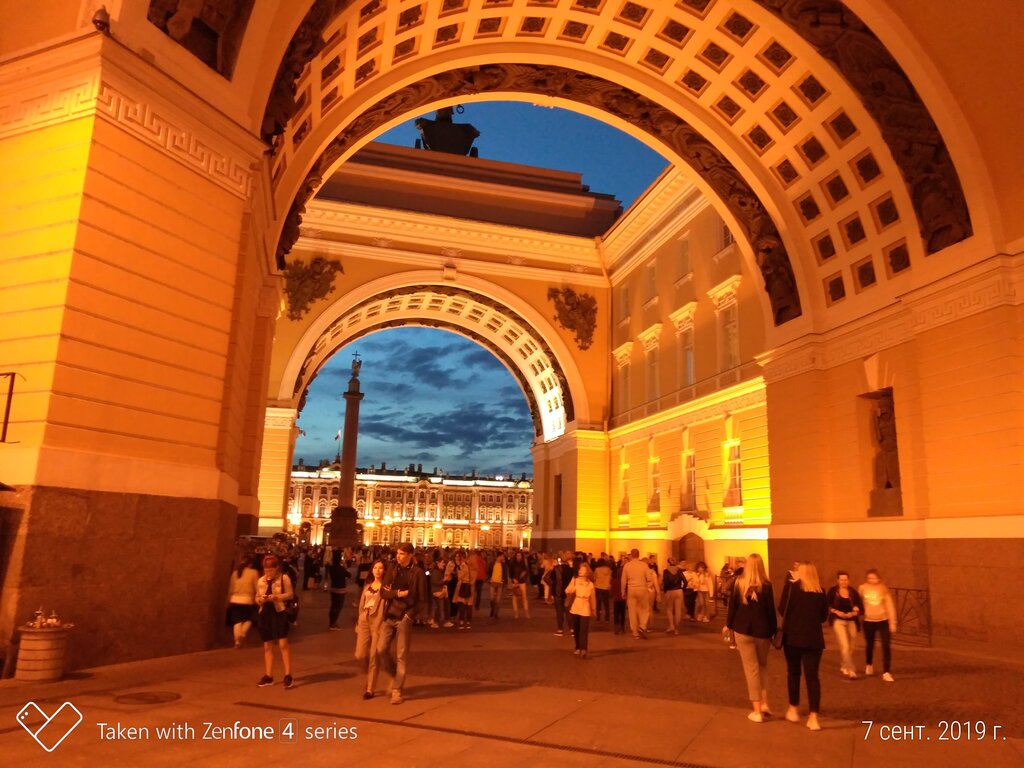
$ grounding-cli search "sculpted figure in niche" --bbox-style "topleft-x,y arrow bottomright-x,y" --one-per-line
873,395 -> 900,491
147,0 -> 254,78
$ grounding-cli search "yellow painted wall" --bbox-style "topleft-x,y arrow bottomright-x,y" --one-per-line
0,118 -> 91,482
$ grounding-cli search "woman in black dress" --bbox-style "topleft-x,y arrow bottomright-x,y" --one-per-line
255,554 -> 295,689
780,562 -> 829,730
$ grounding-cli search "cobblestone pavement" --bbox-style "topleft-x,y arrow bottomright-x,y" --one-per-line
1,588 -> 1022,767
410,597 -> 1024,736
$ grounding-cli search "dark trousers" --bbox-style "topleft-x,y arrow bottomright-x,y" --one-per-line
784,645 -> 823,712
328,592 -> 344,627
474,581 -> 484,609
613,600 -> 626,631
595,589 -> 611,621
684,589 -> 697,618
572,614 -> 591,650
553,596 -> 567,630
863,620 -> 892,672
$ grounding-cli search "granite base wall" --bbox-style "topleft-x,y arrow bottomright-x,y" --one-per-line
768,537 -> 1024,647
0,485 -> 237,671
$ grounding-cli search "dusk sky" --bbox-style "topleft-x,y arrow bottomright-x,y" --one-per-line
294,102 -> 670,476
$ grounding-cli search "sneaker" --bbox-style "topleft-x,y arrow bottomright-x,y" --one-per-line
747,712 -> 763,723
443,621 -> 455,628
881,672 -> 895,682
283,675 -> 293,689
847,671 -> 859,680
329,626 -> 342,631
554,630 -> 564,636
806,714 -> 821,731
574,649 -> 581,656
785,706 -> 800,723
428,621 -> 439,629
362,691 -> 374,700
391,690 -> 403,705
865,664 -> 874,676
257,675 -> 274,687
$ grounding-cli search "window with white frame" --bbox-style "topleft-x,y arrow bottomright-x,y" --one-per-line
646,346 -> 659,403
618,446 -> 629,521
618,364 -> 631,413
724,441 -> 742,507
648,438 -> 660,513
720,304 -> 740,370
679,328 -> 695,386
683,450 -> 696,510
677,238 -> 691,280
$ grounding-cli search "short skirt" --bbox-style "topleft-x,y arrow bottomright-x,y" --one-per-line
256,605 -> 290,641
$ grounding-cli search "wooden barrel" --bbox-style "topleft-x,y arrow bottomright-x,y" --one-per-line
15,627 -> 71,682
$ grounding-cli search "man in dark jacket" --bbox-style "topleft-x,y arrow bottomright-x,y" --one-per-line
378,543 -> 425,704
543,554 -> 575,636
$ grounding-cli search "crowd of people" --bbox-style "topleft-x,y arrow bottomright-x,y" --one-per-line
226,541 -> 899,728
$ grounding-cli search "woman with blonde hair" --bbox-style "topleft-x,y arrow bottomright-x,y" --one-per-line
565,561 -> 597,658
725,553 -> 777,722
780,562 -> 829,731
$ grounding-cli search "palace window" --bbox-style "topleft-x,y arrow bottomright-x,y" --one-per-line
724,441 -> 742,507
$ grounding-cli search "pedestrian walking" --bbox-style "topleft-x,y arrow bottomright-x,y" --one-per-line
826,570 -> 863,678
780,562 -> 829,731
377,543 -> 425,704
354,560 -> 385,699
859,569 -> 897,681
725,552 -> 777,722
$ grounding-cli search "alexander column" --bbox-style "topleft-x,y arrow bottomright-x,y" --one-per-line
331,353 -> 363,547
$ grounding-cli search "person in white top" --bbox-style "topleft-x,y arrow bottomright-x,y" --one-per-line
565,562 -> 597,658
858,569 -> 897,681
226,552 -> 259,649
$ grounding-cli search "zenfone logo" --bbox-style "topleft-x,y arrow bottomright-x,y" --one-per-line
17,701 -> 83,752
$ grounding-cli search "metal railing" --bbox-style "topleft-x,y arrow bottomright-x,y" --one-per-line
891,587 -> 932,645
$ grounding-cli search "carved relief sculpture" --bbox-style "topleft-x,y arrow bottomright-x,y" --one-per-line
548,287 -> 597,351
866,388 -> 903,517
283,256 -> 343,321
147,0 -> 255,78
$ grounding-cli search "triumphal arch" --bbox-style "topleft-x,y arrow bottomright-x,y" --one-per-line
2,0 -> 1022,668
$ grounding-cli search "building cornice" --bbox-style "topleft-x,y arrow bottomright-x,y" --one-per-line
757,252 -> 1024,384
609,376 -> 766,441
637,323 -> 663,352
302,200 -> 601,271
612,341 -> 634,369
707,275 -> 742,311
668,302 -> 698,334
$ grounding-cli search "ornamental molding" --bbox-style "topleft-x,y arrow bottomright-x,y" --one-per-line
758,253 -> 1024,384
0,36 -> 259,199
303,201 -> 599,264
609,378 -> 767,442
0,72 -> 99,141
637,323 -> 663,353
907,255 -> 1021,334
95,80 -> 254,199
669,302 -> 698,334
265,407 -> 298,430
612,341 -> 634,369
707,275 -> 742,311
